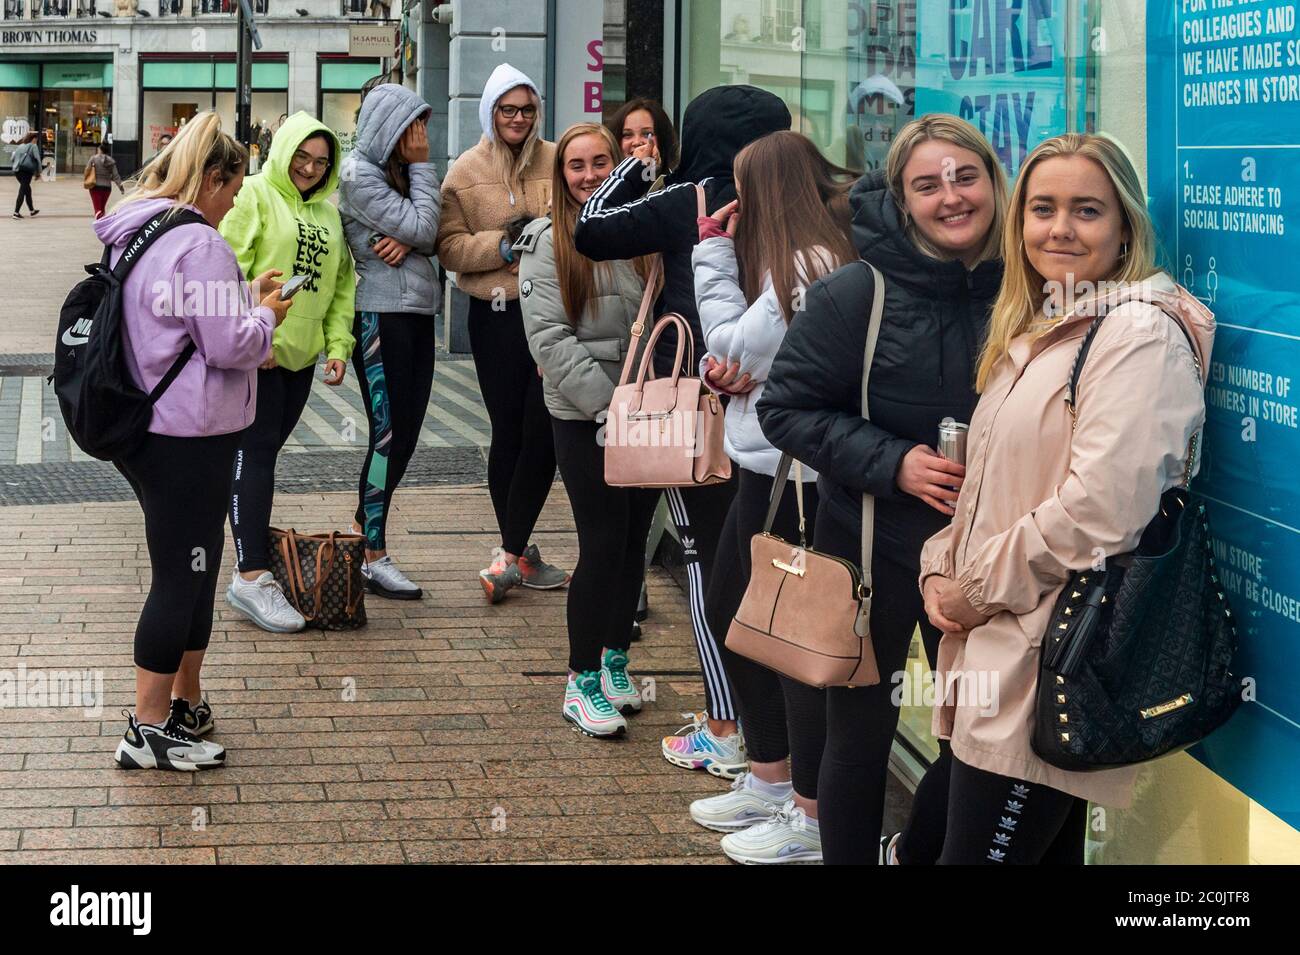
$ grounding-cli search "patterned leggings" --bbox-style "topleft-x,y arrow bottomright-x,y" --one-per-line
352,311 -> 437,551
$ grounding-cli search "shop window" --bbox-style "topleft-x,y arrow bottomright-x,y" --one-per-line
39,0 -> 70,15
3,0 -> 25,17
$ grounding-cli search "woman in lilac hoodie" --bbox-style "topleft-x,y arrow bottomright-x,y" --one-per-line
94,113 -> 291,772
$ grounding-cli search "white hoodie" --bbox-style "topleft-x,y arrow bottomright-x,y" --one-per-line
478,62 -> 541,143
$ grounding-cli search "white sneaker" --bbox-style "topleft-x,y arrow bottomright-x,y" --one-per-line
719,801 -> 822,864
363,555 -> 422,600
226,571 -> 306,633
689,772 -> 790,832
661,712 -> 748,779
113,711 -> 225,772
600,649 -> 642,715
562,672 -> 628,739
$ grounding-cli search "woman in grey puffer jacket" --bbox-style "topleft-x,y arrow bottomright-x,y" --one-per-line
517,123 -> 657,741
338,83 -> 441,600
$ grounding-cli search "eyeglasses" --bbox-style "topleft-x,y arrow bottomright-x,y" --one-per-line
496,104 -> 537,120
292,150 -> 331,171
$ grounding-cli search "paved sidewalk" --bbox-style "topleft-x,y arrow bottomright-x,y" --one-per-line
0,487 -> 732,864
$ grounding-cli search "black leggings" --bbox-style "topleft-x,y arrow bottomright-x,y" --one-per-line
552,417 -> 661,673
704,466 -> 826,796
115,430 -> 243,674
352,311 -> 437,551
230,363 -> 314,572
467,296 -> 557,556
14,172 -> 34,215
664,476 -> 738,721
815,510 -> 943,865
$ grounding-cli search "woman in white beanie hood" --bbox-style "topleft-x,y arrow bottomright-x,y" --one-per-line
436,63 -> 565,601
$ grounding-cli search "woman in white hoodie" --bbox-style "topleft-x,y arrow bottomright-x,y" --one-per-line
688,131 -> 857,863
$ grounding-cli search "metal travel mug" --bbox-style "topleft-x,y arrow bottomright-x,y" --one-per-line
938,417 -> 969,466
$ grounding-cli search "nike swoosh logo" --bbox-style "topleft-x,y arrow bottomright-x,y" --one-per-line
61,329 -> 89,346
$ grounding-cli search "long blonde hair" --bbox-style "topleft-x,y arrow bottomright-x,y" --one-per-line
550,123 -> 652,321
122,112 -> 246,212
975,133 -> 1158,391
885,114 -> 1009,267
490,83 -> 544,200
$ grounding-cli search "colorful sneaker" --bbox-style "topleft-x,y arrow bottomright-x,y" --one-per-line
479,550 -> 523,604
600,649 -> 642,715
517,544 -> 570,590
170,697 -> 214,736
563,671 -> 628,739
689,772 -> 790,832
364,555 -> 423,600
113,711 -> 225,772
719,801 -> 822,864
661,712 -> 747,779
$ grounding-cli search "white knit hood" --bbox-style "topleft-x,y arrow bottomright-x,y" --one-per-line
478,63 -> 541,142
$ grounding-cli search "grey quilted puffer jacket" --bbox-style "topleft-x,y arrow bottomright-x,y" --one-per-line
339,84 -> 442,316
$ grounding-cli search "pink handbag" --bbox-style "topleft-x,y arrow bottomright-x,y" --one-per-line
603,254 -> 731,489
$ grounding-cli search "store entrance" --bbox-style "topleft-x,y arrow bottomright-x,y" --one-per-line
41,87 -> 112,174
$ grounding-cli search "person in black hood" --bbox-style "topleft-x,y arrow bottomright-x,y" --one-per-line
757,115 -> 1008,864
574,86 -> 791,771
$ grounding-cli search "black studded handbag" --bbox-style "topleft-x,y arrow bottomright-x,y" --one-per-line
1031,308 -> 1242,771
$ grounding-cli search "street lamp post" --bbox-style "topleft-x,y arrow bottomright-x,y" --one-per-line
235,0 -> 263,147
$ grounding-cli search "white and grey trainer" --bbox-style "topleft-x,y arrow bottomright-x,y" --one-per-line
363,555 -> 422,600
689,772 -> 789,832
226,570 -> 306,633
719,801 -> 823,864
114,711 -> 226,771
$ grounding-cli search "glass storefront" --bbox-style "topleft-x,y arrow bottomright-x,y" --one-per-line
318,57 -> 383,158
139,57 -> 287,168
0,60 -> 110,174
673,0 -> 1300,864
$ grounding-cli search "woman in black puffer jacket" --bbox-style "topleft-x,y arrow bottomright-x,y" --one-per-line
757,116 -> 1007,864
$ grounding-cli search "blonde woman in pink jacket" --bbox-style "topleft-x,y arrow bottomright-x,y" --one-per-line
889,133 -> 1214,865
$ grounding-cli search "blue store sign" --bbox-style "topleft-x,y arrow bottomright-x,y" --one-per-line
1148,0 -> 1300,829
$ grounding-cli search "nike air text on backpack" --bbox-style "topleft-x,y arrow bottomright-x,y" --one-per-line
50,209 -> 207,461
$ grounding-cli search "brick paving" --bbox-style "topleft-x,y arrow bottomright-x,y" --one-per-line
0,487 -> 737,864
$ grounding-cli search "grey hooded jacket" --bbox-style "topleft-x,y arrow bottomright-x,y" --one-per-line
516,217 -> 646,421
339,84 -> 442,316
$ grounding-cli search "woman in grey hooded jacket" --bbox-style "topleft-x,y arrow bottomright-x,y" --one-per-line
517,123 -> 656,741
339,83 -> 441,600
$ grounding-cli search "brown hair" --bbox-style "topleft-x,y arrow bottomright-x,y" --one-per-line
606,98 -> 678,171
732,130 -> 856,323
550,123 -> 653,322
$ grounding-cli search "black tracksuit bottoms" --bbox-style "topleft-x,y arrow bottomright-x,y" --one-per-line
229,364 -> 314,573
703,466 -> 826,796
115,430 -> 243,674
466,296 -> 557,557
551,417 -> 660,673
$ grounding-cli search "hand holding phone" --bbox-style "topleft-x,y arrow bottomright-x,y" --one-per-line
278,274 -> 310,300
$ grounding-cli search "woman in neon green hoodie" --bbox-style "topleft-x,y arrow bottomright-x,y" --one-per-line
219,112 -> 357,633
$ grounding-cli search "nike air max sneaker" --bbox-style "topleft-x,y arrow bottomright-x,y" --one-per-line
689,772 -> 790,832
600,649 -> 642,715
563,671 -> 628,739
719,801 -> 822,864
661,712 -> 747,778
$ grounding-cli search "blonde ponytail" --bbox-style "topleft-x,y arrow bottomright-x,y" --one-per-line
122,111 -> 246,212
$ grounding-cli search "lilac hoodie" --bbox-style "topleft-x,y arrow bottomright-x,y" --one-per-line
93,198 -> 274,437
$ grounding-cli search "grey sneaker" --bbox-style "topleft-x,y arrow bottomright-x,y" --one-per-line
363,555 -> 422,600
170,697 -> 214,736
517,544 -> 570,590
479,557 -> 523,604
226,571 -> 307,633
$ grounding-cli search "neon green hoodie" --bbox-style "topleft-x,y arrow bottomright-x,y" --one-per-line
219,112 -> 356,371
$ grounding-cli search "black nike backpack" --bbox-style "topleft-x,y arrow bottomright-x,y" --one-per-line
50,209 -> 207,461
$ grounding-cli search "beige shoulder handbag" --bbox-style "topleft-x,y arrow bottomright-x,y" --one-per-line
724,262 -> 886,688
603,187 -> 731,488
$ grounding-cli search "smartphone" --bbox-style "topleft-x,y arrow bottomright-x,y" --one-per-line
279,274 -> 310,300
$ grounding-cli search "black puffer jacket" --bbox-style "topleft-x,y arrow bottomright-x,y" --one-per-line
756,170 -> 1003,571
574,85 -> 791,376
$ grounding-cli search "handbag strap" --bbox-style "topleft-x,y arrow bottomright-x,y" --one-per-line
761,261 -> 885,577
859,261 -> 886,595
618,255 -> 664,387
1065,301 -> 1203,487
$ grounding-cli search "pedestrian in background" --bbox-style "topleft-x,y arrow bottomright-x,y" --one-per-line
10,131 -> 41,219
219,112 -> 356,634
436,62 -> 570,603
575,84 -> 792,781
758,114 -> 1008,864
97,112 -> 290,770
86,142 -> 123,220
339,84 -> 441,601
518,122 -> 657,741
